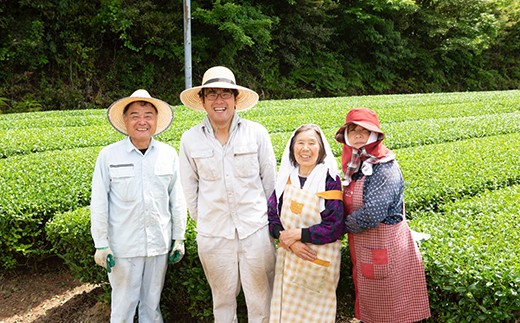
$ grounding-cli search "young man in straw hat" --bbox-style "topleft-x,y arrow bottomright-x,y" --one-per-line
179,66 -> 276,322
90,89 -> 187,322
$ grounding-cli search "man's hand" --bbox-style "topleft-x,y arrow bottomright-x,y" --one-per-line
169,240 -> 185,264
94,247 -> 115,272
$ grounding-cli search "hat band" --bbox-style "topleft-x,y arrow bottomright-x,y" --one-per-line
203,78 -> 235,86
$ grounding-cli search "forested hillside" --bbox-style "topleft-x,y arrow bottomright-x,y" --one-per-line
1,0 -> 519,113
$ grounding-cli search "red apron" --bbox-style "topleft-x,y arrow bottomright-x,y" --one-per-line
344,178 -> 431,323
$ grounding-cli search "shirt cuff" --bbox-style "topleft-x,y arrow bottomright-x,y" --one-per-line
301,228 -> 311,243
272,225 -> 283,239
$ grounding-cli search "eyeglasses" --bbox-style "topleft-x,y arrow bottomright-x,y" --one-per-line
205,91 -> 233,101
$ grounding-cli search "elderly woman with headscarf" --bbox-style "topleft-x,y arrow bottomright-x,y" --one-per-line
267,124 -> 345,323
335,108 -> 431,323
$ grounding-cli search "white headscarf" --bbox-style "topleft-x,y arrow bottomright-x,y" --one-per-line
343,131 -> 381,177
274,124 -> 339,212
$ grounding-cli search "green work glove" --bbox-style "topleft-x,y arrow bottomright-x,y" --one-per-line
94,247 -> 115,272
106,254 -> 116,273
168,240 -> 185,264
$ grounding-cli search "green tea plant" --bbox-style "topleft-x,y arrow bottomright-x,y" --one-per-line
0,147 -> 99,268
2,90 -> 519,320
410,186 -> 520,321
398,133 -> 520,215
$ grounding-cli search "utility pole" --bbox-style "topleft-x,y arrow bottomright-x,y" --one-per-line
183,0 -> 192,89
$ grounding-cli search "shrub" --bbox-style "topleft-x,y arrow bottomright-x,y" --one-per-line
410,186 -> 520,321
0,148 -> 97,269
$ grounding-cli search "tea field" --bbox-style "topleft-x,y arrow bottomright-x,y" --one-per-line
1,90 -> 519,321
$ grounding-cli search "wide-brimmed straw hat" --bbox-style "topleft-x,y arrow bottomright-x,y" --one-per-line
180,66 -> 259,112
335,107 -> 385,144
107,89 -> 173,136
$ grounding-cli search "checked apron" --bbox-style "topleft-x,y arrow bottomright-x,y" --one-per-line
270,182 -> 342,323
345,177 -> 431,323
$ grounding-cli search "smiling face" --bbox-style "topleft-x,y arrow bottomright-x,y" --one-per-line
346,124 -> 371,149
123,101 -> 158,148
201,88 -> 236,127
290,127 -> 326,176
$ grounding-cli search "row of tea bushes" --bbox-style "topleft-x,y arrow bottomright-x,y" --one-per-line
0,109 -> 105,129
268,111 -> 520,160
3,109 -> 518,161
45,185 -> 520,321
0,126 -> 123,158
1,90 -> 518,158
0,111 -> 520,158
398,133 -> 520,215
246,90 -> 520,133
0,147 -> 99,268
3,131 -> 517,271
0,118 -> 199,158
410,185 -> 520,321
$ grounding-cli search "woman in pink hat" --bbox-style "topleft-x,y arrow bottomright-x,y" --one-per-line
335,108 -> 431,323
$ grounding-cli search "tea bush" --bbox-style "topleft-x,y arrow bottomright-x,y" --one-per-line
411,185 -> 520,321
2,90 -> 519,320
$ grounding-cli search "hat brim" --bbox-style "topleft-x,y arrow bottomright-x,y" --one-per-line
107,96 -> 173,136
335,121 -> 384,144
180,82 -> 259,112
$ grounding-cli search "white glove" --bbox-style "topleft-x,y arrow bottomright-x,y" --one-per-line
168,240 -> 185,264
94,247 -> 114,269
411,230 -> 431,245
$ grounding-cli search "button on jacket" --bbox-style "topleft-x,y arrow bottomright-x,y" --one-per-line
179,114 -> 276,239
90,137 -> 187,258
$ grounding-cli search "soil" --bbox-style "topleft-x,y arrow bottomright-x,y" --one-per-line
0,258 -> 110,323
0,258 -> 358,323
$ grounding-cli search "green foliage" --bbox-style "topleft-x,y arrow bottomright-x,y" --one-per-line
411,186 -> 520,321
399,133 -> 520,215
2,0 -> 518,112
1,91 -> 519,320
0,148 -> 98,269
46,207 -> 108,284
161,218 -> 213,321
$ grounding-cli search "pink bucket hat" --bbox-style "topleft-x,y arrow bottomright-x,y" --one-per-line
335,108 -> 385,144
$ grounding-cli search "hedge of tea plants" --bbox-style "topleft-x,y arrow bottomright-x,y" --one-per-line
1,90 -> 519,321
412,185 -> 520,321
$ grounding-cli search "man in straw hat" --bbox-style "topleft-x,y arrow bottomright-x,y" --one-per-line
90,89 -> 187,322
179,66 -> 277,322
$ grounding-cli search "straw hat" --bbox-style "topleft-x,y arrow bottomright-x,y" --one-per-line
335,108 -> 385,144
180,66 -> 259,112
107,89 -> 173,136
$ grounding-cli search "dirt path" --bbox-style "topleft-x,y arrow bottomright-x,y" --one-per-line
0,261 -> 110,323
0,259 -> 358,322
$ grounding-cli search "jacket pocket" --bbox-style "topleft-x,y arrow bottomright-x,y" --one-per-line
109,164 -> 137,202
153,160 -> 174,198
234,144 -> 259,178
192,149 -> 220,181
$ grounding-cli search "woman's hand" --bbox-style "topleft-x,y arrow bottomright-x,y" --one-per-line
289,241 -> 317,261
279,228 -> 302,250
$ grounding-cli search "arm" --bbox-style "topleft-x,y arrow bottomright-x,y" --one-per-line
302,173 -> 345,244
169,149 -> 187,241
257,125 -> 277,200
347,162 -> 404,232
90,150 -> 110,248
179,135 -> 199,221
267,190 -> 284,239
